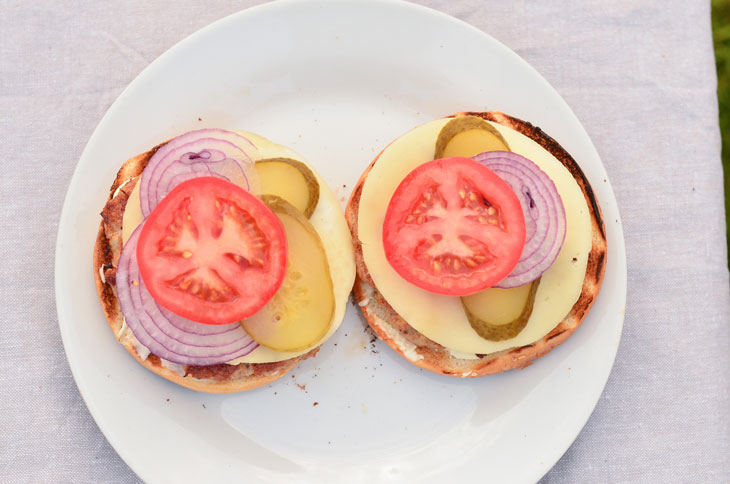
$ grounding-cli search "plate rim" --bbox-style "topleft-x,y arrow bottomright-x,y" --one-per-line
55,1 -> 627,482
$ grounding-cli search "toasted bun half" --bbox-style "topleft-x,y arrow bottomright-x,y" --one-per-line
346,111 -> 607,377
93,145 -> 316,394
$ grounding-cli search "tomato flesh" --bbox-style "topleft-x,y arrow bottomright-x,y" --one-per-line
137,176 -> 287,324
383,157 -> 525,296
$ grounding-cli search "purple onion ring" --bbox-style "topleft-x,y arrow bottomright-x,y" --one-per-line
116,225 -> 259,365
139,129 -> 259,217
473,151 -> 566,288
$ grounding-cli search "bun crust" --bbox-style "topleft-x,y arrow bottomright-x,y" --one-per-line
345,111 -> 607,377
93,145 -> 316,394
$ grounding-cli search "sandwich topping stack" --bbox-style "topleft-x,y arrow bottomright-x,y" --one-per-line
95,113 -> 606,391
346,112 -> 606,377
94,129 -> 355,393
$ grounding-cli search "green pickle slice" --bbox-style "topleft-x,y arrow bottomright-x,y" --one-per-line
240,195 -> 334,352
461,278 -> 541,341
434,116 -> 510,159
254,158 -> 320,218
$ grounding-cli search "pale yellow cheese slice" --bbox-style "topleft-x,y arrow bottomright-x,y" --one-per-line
357,118 -> 592,356
120,133 -> 355,364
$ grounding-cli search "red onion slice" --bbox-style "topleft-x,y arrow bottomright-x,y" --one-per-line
140,130 -> 260,217
472,151 -> 566,288
158,159 -> 229,201
116,225 -> 258,365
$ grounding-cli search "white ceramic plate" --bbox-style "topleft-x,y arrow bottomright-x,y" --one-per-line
56,1 -> 627,483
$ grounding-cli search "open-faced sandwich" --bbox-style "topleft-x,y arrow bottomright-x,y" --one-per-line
346,112 -> 606,377
94,129 -> 355,393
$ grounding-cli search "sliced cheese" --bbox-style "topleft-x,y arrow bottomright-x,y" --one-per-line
120,132 -> 355,364
121,180 -> 142,245
358,118 -> 591,355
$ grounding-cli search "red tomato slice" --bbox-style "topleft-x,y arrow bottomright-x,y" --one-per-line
137,176 -> 287,324
382,157 -> 525,296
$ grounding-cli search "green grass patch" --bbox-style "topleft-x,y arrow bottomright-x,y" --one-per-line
713,0 -> 730,262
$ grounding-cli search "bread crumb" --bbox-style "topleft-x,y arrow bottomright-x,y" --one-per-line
313,402 -> 319,406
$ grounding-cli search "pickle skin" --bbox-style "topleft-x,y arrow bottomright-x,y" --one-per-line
434,116 -> 510,159
462,278 -> 541,342
240,195 -> 335,352
255,158 -> 320,218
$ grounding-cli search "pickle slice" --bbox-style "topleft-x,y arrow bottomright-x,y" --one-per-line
461,278 -> 540,341
434,116 -> 510,159
254,158 -> 320,218
240,195 -> 334,351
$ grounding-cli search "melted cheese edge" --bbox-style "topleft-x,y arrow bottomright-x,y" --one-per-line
120,132 -> 355,364
357,118 -> 591,356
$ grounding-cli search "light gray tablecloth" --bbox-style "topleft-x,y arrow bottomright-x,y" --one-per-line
2,0 -> 728,482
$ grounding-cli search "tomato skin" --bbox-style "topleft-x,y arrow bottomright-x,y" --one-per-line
137,177 -> 287,324
382,157 -> 525,296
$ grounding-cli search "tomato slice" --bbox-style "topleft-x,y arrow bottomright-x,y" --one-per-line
382,157 -> 525,296
137,176 -> 287,324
